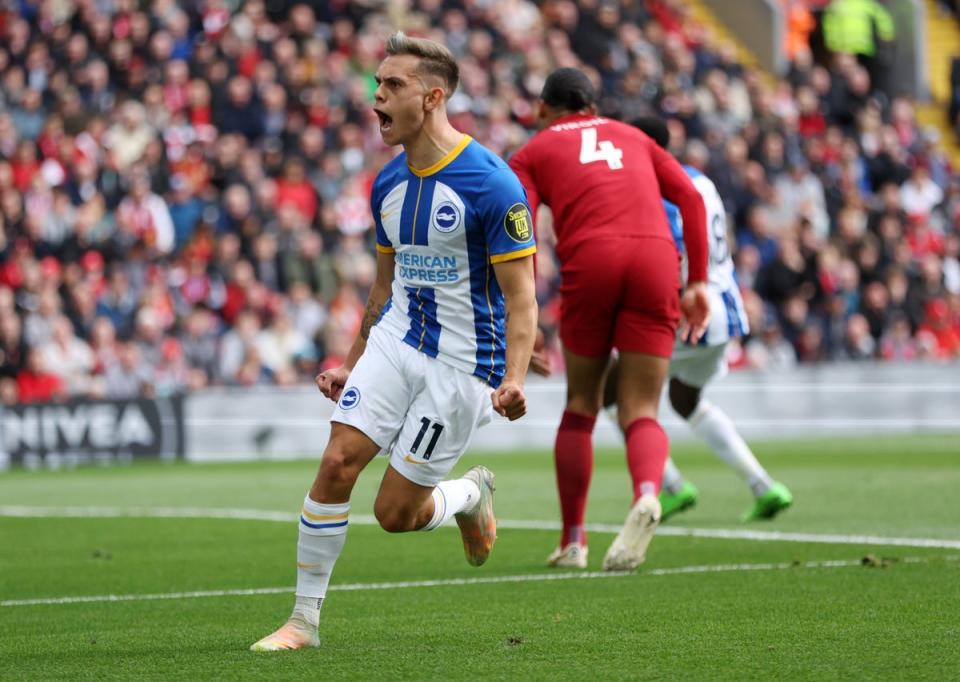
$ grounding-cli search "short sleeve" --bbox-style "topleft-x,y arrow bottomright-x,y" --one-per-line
477,167 -> 537,264
371,178 -> 394,254
508,144 -> 541,226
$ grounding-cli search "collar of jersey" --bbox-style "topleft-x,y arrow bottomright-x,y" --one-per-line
407,134 -> 472,177
552,112 -> 599,125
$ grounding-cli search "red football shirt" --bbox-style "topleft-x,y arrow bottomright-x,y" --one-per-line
509,114 -> 708,283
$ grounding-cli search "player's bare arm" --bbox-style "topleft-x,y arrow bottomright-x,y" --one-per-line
315,249 -> 395,402
491,255 -> 537,420
679,282 -> 711,344
529,327 -> 552,377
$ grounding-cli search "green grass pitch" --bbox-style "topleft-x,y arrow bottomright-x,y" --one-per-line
2,435 -> 959,680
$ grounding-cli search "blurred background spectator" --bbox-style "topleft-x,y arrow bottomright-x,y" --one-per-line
1,0 -> 958,407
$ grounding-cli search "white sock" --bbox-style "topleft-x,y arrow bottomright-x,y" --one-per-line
292,595 -> 323,628
292,496 -> 350,628
688,400 -> 773,497
604,405 -> 618,427
661,458 -> 685,494
420,477 -> 481,531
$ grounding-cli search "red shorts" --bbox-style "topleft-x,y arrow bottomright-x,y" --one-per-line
559,237 -> 680,358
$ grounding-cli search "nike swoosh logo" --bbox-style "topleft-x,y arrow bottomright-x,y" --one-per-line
381,211 -> 393,220
403,454 -> 426,465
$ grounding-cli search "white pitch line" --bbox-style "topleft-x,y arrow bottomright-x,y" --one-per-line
0,557 -> 903,608
654,527 -> 960,549
0,505 -> 303,523
3,506 -> 960,550
1,587 -> 293,607
496,519 -> 960,549
6,556 -> 958,608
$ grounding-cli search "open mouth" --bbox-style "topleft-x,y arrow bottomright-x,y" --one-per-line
374,109 -> 393,131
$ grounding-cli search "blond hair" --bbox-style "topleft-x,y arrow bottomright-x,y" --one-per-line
385,32 -> 459,98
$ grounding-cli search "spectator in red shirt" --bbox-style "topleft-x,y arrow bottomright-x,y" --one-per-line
275,157 -> 318,222
906,217 -> 945,259
16,347 -> 65,403
917,298 -> 960,358
10,140 -> 40,192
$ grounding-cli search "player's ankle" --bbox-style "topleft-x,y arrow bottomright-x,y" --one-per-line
291,596 -> 323,629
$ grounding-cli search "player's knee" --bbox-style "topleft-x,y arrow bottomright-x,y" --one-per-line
373,503 -> 415,533
669,379 -> 700,420
317,450 -> 362,491
565,395 -> 600,417
617,404 -> 658,432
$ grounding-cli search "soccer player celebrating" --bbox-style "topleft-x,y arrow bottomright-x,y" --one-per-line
509,68 -> 710,571
610,117 -> 792,523
251,33 -> 537,651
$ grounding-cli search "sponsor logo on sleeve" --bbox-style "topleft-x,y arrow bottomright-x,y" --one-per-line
504,203 -> 531,242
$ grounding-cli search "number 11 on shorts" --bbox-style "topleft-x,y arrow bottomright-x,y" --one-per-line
411,417 -> 444,460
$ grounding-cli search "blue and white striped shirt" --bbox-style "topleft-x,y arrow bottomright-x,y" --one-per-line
372,135 -> 536,387
664,166 -> 749,345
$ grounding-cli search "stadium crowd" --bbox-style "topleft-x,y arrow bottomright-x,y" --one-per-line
1,0 -> 959,405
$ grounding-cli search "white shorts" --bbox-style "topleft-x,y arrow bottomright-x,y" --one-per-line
669,342 -> 728,388
330,325 -> 493,487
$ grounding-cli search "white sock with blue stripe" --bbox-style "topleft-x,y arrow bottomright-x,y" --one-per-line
420,478 -> 480,531
292,496 -> 350,628
688,400 -> 773,496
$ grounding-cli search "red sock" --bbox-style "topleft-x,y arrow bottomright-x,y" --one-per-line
624,417 -> 669,502
554,410 -> 596,547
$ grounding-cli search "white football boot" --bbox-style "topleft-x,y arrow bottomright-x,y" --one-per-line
455,465 -> 497,567
546,542 -> 589,569
250,616 -> 320,652
602,494 -> 661,571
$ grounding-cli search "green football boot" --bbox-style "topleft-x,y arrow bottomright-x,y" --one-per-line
659,481 -> 699,523
742,482 -> 793,522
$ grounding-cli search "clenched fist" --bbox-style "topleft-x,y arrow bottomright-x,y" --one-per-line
316,366 -> 351,402
492,380 -> 527,421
